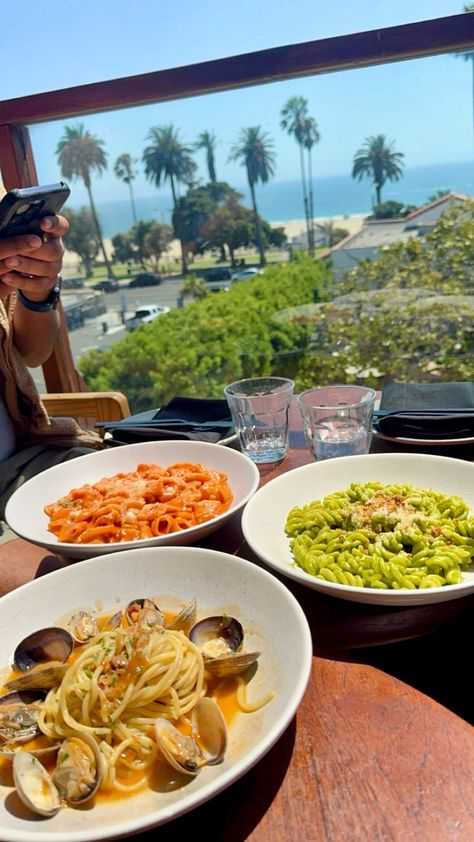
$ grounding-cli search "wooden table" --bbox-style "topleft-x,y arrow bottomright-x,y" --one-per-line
2,404 -> 474,840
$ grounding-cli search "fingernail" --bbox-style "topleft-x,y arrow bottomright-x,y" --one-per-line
41,217 -> 54,230
4,257 -> 20,268
27,236 -> 42,248
2,274 -> 13,283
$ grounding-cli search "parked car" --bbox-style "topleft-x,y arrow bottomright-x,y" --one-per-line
204,267 -> 232,282
128,272 -> 161,288
125,304 -> 170,331
231,267 -> 263,282
62,277 -> 85,289
92,278 -> 119,293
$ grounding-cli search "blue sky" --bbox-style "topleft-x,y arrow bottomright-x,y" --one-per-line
2,0 -> 473,205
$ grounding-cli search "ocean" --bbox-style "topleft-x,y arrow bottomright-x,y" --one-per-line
92,160 -> 474,238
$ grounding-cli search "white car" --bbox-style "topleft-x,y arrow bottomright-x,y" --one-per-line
125,304 -> 170,331
231,267 -> 263,282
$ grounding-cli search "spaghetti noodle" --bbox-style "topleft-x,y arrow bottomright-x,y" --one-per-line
44,462 -> 233,544
38,625 -> 204,792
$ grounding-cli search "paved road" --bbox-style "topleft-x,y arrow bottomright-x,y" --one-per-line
72,277 -> 184,355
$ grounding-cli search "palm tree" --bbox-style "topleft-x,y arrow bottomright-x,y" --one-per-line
56,123 -> 115,278
142,125 -> 196,274
352,134 -> 405,207
301,115 -> 320,254
194,131 -> 218,183
455,4 -> 474,143
229,127 -> 275,267
114,153 -> 138,225
281,96 -> 320,255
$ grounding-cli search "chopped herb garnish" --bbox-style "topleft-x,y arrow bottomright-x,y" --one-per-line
84,669 -> 93,678
59,752 -> 70,764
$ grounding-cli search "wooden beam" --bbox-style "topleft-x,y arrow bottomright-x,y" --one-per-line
0,124 -> 38,189
0,15 -> 472,125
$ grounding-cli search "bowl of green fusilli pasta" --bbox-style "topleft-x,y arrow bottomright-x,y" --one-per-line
241,453 -> 474,605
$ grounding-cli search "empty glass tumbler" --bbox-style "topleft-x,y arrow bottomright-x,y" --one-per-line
224,377 -> 295,463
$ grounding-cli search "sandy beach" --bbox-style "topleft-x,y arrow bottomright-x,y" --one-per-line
273,213 -> 367,240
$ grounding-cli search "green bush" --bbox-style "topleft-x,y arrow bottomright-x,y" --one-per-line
79,256 -> 330,411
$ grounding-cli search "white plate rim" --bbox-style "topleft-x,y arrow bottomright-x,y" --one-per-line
372,427 -> 474,446
0,546 -> 313,842
241,452 -> 474,606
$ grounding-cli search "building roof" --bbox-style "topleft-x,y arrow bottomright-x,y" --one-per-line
330,192 -> 470,253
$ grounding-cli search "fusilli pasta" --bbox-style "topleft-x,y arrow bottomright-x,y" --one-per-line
285,482 -> 474,590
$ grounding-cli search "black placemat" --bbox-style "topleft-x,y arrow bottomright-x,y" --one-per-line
100,396 -> 233,445
377,382 -> 474,439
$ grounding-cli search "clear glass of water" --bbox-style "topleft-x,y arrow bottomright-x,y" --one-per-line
224,377 -> 295,463
297,385 -> 376,461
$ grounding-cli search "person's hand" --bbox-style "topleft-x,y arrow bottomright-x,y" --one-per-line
0,214 -> 68,301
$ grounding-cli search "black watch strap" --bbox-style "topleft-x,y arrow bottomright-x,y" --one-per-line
18,275 -> 62,312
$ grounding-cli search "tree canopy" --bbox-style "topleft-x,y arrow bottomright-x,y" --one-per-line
352,134 -> 405,207
57,122 -> 115,278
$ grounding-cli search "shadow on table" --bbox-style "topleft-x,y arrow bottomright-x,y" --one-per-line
137,718 -> 296,841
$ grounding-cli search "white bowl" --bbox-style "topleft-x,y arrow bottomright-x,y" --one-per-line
242,452 -> 474,606
5,440 -> 259,559
0,546 -> 312,842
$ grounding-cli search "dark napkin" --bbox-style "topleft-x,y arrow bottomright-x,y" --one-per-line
100,396 -> 234,445
376,382 -> 474,439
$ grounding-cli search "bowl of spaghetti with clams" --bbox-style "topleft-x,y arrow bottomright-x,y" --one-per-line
0,546 -> 312,842
5,441 -> 260,559
242,452 -> 474,606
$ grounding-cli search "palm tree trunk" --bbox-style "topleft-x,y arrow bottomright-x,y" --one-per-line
86,185 -> 115,278
307,147 -> 315,257
299,144 -> 311,253
249,180 -> 265,267
170,174 -> 188,275
375,183 -> 382,206
128,181 -> 138,225
208,150 -> 217,183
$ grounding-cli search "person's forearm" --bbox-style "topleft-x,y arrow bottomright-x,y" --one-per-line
0,214 -> 68,367
13,301 -> 60,367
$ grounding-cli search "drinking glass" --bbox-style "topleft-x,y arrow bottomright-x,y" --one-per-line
297,385 -> 376,461
224,377 -> 295,463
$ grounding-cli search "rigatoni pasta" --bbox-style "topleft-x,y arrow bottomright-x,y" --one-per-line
45,462 -> 233,544
285,482 -> 474,590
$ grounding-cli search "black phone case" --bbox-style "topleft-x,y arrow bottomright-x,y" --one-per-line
0,182 -> 70,238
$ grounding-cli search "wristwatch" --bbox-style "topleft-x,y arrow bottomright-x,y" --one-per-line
18,275 -> 62,312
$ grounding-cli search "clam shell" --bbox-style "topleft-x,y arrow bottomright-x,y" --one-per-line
6,662 -> 68,691
13,751 -> 60,817
189,615 -> 244,656
126,599 -> 164,628
167,598 -> 197,632
52,733 -> 103,805
67,611 -> 99,644
192,697 -> 227,765
204,651 -> 260,678
154,718 -> 202,777
14,627 -> 73,673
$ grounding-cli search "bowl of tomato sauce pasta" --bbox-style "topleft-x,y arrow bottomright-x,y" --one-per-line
5,440 -> 260,559
0,546 -> 312,841
242,452 -> 474,606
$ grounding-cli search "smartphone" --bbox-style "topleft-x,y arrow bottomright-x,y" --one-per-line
0,181 -> 70,239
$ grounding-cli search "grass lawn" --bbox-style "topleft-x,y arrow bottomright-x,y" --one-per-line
71,246 -> 317,285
